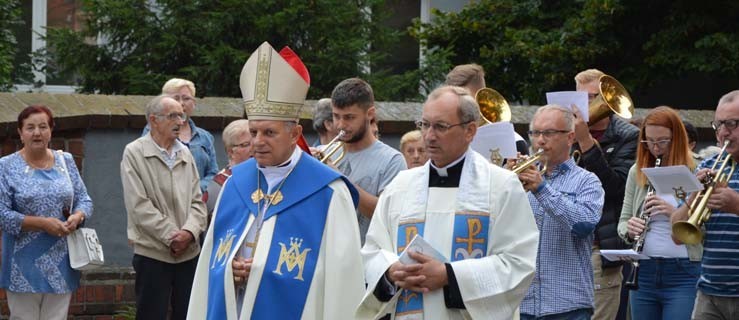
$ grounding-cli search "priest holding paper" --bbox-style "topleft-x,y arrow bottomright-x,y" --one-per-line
187,42 -> 365,320
357,85 -> 539,319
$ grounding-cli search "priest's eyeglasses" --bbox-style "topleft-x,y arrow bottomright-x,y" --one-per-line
711,119 -> 739,132
416,120 -> 472,134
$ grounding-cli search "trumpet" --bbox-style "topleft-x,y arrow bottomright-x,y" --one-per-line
511,148 -> 547,174
625,156 -> 662,290
317,130 -> 346,166
672,140 -> 736,244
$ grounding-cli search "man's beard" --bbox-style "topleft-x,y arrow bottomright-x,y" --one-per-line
346,120 -> 369,144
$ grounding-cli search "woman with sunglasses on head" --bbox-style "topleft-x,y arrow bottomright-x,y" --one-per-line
617,106 -> 700,320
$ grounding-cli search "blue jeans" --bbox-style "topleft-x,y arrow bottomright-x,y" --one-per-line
630,257 -> 701,320
521,308 -> 592,320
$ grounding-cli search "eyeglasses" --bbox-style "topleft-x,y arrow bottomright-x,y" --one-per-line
710,119 -> 739,132
232,142 -> 251,149
172,95 -> 196,104
157,112 -> 185,121
528,129 -> 570,138
641,139 -> 671,147
415,120 -> 472,134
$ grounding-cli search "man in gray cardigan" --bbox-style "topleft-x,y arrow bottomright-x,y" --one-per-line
121,95 -> 208,320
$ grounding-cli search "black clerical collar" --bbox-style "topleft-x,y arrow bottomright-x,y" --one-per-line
429,158 -> 464,188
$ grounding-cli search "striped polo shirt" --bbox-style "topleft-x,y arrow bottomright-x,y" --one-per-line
696,155 -> 739,297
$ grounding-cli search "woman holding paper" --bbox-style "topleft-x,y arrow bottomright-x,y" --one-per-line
0,105 -> 93,319
618,106 -> 700,320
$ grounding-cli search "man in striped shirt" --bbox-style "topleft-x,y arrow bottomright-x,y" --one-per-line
515,105 -> 605,319
672,90 -> 739,320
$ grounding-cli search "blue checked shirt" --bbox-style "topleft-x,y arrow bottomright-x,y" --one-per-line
521,158 -> 604,317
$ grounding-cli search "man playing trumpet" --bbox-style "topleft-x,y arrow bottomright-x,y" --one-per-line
671,90 -> 739,320
514,105 -> 604,319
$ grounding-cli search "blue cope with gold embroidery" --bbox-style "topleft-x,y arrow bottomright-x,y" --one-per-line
205,155 -> 358,319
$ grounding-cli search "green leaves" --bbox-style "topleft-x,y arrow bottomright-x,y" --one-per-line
413,0 -> 739,105
40,0 -> 417,100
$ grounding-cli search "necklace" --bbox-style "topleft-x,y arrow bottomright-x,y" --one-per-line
21,149 -> 53,169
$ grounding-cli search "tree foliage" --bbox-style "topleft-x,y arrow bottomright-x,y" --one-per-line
412,0 -> 739,105
0,0 -> 25,91
45,0 -> 421,100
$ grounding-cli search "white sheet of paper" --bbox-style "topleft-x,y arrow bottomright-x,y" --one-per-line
546,91 -> 589,122
600,249 -> 650,262
641,165 -> 704,195
470,122 -> 517,161
398,234 -> 448,264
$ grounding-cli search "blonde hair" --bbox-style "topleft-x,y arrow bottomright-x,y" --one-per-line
445,64 -> 485,90
222,119 -> 249,150
400,130 -> 423,151
162,78 -> 196,96
574,69 -> 605,85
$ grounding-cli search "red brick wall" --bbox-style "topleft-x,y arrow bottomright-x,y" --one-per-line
0,268 -> 135,319
0,129 -> 86,170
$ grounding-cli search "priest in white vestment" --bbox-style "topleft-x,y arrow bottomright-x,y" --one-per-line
187,42 -> 365,320
357,86 -> 539,320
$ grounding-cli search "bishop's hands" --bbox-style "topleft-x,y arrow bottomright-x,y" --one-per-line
387,251 -> 448,293
233,257 -> 253,286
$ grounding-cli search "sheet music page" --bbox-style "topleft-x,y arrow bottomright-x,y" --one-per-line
546,91 -> 589,122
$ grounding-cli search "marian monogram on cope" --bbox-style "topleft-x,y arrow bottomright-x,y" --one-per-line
212,229 -> 236,269
273,237 -> 311,281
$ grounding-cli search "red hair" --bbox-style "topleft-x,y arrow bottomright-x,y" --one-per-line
635,106 -> 695,185
18,105 -> 54,130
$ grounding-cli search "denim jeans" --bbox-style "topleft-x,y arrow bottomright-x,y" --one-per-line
521,308 -> 592,320
630,257 -> 701,320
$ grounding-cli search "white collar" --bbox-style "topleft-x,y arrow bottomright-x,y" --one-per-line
430,152 -> 466,177
257,146 -> 301,192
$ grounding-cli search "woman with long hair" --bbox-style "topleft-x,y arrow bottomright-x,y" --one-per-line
618,106 -> 701,319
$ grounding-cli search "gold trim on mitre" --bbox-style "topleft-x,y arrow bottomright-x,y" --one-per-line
240,42 -> 309,121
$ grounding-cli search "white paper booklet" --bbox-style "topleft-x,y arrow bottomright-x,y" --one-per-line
600,249 -> 650,262
398,234 -> 448,264
546,91 -> 589,122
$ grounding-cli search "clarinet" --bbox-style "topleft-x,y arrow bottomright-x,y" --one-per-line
625,156 -> 661,290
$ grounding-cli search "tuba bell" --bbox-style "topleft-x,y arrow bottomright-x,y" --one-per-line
475,87 -> 512,124
672,140 -> 736,244
587,75 -> 634,125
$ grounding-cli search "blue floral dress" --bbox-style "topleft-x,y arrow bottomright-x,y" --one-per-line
0,151 -> 93,293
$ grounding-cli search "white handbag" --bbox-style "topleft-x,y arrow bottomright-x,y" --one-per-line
58,150 -> 105,270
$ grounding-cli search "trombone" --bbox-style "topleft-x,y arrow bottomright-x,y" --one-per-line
317,130 -> 346,166
672,140 -> 736,244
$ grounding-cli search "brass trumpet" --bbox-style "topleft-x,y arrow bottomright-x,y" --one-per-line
672,140 -> 736,244
511,148 -> 547,174
317,130 -> 346,166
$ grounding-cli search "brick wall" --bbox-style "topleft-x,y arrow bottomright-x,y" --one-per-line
0,268 -> 135,319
